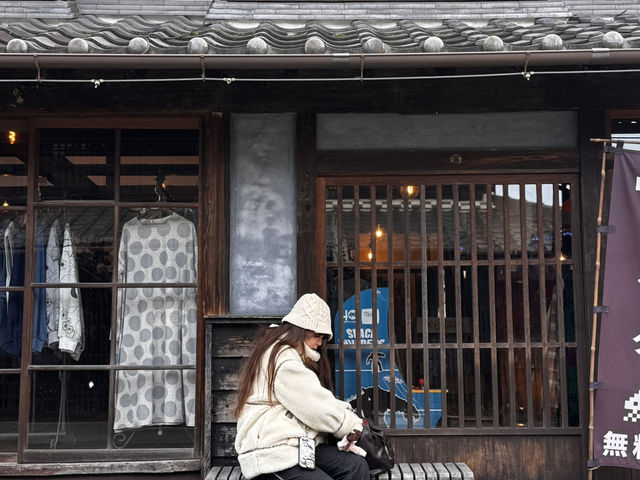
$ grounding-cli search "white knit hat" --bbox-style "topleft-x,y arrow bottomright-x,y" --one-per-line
282,293 -> 333,340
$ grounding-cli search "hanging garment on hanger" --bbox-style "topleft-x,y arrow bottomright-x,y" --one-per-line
58,223 -> 84,361
46,219 -> 61,347
32,221 -> 48,353
1,220 -> 25,357
114,212 -> 197,430
0,220 -> 8,353
3,220 -> 16,288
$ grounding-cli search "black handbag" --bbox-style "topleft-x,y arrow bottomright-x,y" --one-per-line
357,420 -> 395,474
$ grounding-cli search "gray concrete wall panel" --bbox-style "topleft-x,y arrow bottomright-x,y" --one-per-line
230,113 -> 297,315
317,111 -> 577,150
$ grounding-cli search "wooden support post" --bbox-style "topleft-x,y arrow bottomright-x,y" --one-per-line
587,138 -> 612,479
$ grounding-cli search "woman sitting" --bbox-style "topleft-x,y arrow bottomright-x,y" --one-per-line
234,293 -> 369,480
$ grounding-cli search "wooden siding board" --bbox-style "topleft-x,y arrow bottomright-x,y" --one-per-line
212,391 -> 237,423
211,357 -> 243,390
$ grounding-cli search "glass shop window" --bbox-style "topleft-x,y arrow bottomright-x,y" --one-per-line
0,125 -> 200,461
0,125 -> 28,453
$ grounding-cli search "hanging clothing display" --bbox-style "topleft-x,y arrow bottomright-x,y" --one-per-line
114,212 -> 197,431
46,219 -> 61,346
32,222 -> 48,353
0,219 -> 7,350
57,223 -> 84,361
0,220 -> 25,357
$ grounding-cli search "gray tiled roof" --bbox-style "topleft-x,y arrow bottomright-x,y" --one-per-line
2,14 -> 640,54
2,1 -> 640,55
3,1 -> 640,21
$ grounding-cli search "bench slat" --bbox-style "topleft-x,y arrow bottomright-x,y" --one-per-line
400,463 -> 414,479
444,463 -> 462,480
421,463 -> 438,480
455,463 -> 474,479
409,463 -> 426,480
228,466 -> 242,480
205,462 -> 472,480
219,466 -> 234,480
373,469 -> 390,479
433,463 -> 450,479
205,466 -> 222,480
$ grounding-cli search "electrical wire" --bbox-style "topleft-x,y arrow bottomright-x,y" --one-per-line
1,67 -> 640,85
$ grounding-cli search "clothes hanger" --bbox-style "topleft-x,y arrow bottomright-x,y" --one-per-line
137,173 -> 173,220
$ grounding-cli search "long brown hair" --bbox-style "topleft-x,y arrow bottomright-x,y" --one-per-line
234,323 -> 333,417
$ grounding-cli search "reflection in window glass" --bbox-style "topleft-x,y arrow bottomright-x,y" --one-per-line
0,374 -> 19,451
0,128 -> 28,206
36,207 -> 114,284
112,414 -> 194,449
28,370 -> 109,449
120,130 -> 199,203
38,129 -> 115,201
560,184 -> 572,261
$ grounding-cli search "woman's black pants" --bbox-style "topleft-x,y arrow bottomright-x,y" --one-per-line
255,444 -> 369,480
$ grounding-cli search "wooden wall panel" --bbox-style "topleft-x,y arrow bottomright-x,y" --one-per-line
296,113 -> 318,296
3,72 -> 640,114
202,113 -> 229,316
211,358 -> 242,391
595,467 -> 640,480
207,319 -> 272,472
390,435 -> 584,480
212,391 -> 237,424
210,424 -> 239,466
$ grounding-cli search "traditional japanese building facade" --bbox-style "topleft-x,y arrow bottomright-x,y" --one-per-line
1,1 -> 640,479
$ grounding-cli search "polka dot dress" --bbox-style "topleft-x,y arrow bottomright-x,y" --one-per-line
114,213 -> 197,431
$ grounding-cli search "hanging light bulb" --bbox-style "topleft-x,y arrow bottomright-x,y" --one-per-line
559,253 -> 567,261
367,249 -> 373,261
401,185 -> 418,198
375,224 -> 384,239
8,131 -> 16,145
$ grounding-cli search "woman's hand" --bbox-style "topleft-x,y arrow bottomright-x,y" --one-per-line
346,429 -> 361,442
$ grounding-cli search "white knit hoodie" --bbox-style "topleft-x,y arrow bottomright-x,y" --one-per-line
234,343 -> 363,479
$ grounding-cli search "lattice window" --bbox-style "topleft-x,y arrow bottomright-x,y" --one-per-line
323,176 -> 582,431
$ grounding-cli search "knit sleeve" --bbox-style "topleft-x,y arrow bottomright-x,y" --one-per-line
273,351 -> 363,438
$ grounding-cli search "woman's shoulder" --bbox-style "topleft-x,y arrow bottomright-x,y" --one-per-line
269,343 -> 303,364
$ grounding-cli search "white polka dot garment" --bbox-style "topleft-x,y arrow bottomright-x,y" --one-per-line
114,212 -> 198,431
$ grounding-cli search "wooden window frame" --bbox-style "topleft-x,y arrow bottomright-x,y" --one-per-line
0,115 -> 219,470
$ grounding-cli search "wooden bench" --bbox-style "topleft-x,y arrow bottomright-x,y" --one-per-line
203,317 -> 474,480
206,463 -> 474,480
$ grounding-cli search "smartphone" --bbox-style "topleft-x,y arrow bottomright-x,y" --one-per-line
298,436 -> 316,469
